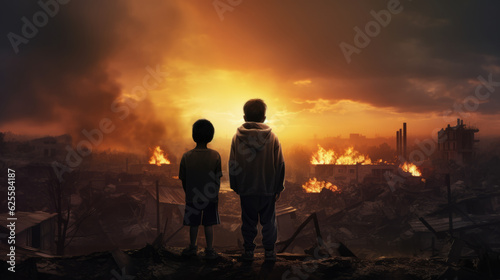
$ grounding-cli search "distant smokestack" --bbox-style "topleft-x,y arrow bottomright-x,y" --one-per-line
457,118 -> 460,127
399,128 -> 402,158
396,130 -> 400,157
403,122 -> 407,159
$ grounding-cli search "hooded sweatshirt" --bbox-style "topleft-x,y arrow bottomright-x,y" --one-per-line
229,122 -> 285,196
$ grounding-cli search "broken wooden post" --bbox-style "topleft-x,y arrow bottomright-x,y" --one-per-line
447,238 -> 465,264
156,180 -> 160,236
278,213 -> 316,253
446,174 -> 453,236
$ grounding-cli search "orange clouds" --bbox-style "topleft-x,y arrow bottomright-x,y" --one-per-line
1,0 -> 500,154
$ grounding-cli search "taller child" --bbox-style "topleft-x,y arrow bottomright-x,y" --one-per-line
229,99 -> 285,262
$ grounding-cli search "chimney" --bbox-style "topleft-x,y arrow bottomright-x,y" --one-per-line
403,122 -> 407,159
396,130 -> 400,157
457,118 -> 460,127
461,119 -> 463,126
399,128 -> 403,157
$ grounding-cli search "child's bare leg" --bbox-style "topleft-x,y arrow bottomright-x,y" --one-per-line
204,225 -> 214,250
190,226 -> 199,247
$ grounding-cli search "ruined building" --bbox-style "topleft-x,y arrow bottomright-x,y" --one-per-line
438,119 -> 479,164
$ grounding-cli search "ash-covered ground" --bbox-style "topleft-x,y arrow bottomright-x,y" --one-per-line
0,244 -> 469,280
2,172 -> 499,279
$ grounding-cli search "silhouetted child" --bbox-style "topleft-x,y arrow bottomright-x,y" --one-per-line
229,99 -> 285,262
179,119 -> 222,259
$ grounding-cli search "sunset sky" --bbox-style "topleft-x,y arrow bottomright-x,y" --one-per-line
1,1 -> 499,153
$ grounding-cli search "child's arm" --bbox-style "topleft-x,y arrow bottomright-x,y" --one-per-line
228,138 -> 239,194
215,153 -> 222,193
275,138 -> 285,194
179,155 -> 186,191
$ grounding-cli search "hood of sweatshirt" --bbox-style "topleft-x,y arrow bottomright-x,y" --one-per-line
236,122 -> 272,151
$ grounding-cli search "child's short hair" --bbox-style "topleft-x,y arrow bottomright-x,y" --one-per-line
192,119 -> 214,144
244,99 -> 267,122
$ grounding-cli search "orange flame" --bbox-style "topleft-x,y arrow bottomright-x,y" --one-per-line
311,145 -> 336,164
149,146 -> 171,166
311,145 -> 371,165
399,162 -> 421,176
302,177 -> 340,193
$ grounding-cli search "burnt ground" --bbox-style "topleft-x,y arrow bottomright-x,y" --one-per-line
0,244 -> 489,280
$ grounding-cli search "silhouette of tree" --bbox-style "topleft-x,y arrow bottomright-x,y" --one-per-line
44,168 -> 99,255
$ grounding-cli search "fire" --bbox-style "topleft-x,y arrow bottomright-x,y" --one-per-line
302,177 -> 340,193
311,145 -> 371,165
311,145 -> 336,164
399,162 -> 422,177
336,147 -> 371,165
149,146 -> 171,166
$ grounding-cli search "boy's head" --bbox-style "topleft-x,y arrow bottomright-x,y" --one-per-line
243,99 -> 267,123
192,119 -> 214,144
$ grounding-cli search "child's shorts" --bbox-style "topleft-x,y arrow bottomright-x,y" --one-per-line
183,200 -> 220,226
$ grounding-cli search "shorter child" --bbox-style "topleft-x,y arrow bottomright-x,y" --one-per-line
179,119 -> 222,259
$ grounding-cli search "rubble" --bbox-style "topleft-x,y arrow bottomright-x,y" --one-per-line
0,244 -> 457,280
1,127 -> 499,279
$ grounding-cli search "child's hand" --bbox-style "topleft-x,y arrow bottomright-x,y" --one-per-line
274,192 -> 281,202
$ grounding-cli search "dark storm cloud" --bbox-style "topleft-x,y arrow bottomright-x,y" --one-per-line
0,0 -> 183,150
1,0 -> 499,146
189,0 -> 500,115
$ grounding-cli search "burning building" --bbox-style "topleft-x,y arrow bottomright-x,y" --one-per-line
438,118 -> 479,164
308,145 -> 407,185
148,146 -> 171,166
129,146 -> 176,175
302,177 -> 340,193
304,122 -> 423,191
304,136 -> 423,191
